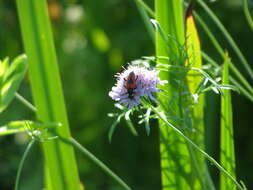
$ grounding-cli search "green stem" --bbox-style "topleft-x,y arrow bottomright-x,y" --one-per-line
68,137 -> 132,190
202,52 -> 253,102
243,0 -> 253,30
150,105 -> 245,190
15,139 -> 36,190
16,0 -> 81,189
135,0 -> 155,17
134,0 -> 155,43
195,13 -> 253,95
15,93 -> 37,112
196,0 -> 253,81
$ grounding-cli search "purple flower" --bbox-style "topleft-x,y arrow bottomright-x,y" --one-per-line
109,64 -> 167,109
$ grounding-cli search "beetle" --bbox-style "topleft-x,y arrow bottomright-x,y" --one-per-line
124,71 -> 138,99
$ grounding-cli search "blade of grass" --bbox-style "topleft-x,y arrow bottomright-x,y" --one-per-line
16,0 -> 81,189
155,1 -> 194,189
202,52 -> 253,102
243,0 -> 253,30
220,53 -> 236,190
133,0 -> 155,43
15,139 -> 36,190
194,13 -> 253,96
149,105 -> 245,190
196,0 -> 253,81
186,6 -> 214,189
125,110 -> 138,136
68,137 -> 132,190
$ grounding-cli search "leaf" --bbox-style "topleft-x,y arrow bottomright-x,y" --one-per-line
220,52 -> 236,190
144,108 -> 151,136
0,54 -> 27,113
243,0 -> 253,31
186,5 -> 215,189
108,113 -> 124,142
0,57 -> 9,84
125,109 -> 138,136
0,120 -> 62,136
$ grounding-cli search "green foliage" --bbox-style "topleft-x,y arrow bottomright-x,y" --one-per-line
220,53 -> 236,190
0,55 -> 27,113
16,0 -> 80,189
243,0 -> 253,30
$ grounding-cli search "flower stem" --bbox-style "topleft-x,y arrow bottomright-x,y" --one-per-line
150,105 -> 245,190
15,93 -> 37,112
15,139 -> 36,190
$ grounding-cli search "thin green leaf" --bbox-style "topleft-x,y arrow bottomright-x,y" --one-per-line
0,120 -> 62,136
220,53 -> 236,190
195,13 -> 253,95
186,7 -> 215,189
149,105 -> 246,190
125,110 -> 138,136
15,139 -> 36,190
196,0 -> 253,81
134,0 -> 155,43
0,55 -> 27,113
0,57 -> 9,83
69,137 -> 132,190
243,0 -> 253,30
155,1 -> 192,189
108,112 -> 124,142
202,52 -> 253,102
144,108 -> 151,136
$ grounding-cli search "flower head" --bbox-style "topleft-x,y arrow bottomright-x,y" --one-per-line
109,64 -> 167,109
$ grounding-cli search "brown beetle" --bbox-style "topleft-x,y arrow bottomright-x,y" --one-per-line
124,71 -> 138,99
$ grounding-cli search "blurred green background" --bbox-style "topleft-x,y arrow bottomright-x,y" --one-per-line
0,0 -> 252,189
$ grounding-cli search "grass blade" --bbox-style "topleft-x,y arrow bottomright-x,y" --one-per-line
69,137 -> 132,190
125,110 -> 138,136
220,53 -> 236,190
16,0 -> 81,189
186,6 -> 214,189
155,1 -> 194,189
243,0 -> 253,30
15,139 -> 36,190
134,0 -> 155,43
194,13 -> 253,96
196,0 -> 253,81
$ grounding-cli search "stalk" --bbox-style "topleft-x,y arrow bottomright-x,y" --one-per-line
220,54 -> 236,190
155,1 -> 193,189
16,1 -> 81,190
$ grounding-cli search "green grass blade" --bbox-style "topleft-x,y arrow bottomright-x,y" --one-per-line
125,110 -> 138,136
69,137 -> 132,190
220,53 -> 236,190
16,0 -> 81,189
134,0 -> 155,43
15,139 -> 36,190
202,52 -> 253,103
243,0 -> 253,30
194,13 -> 253,96
186,7 -> 214,189
196,0 -> 253,81
155,1 -> 194,189
149,105 -> 245,190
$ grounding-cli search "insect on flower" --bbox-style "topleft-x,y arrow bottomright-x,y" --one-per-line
124,71 -> 138,99
109,63 -> 168,109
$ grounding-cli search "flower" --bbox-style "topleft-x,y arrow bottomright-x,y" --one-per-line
109,64 -> 167,109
